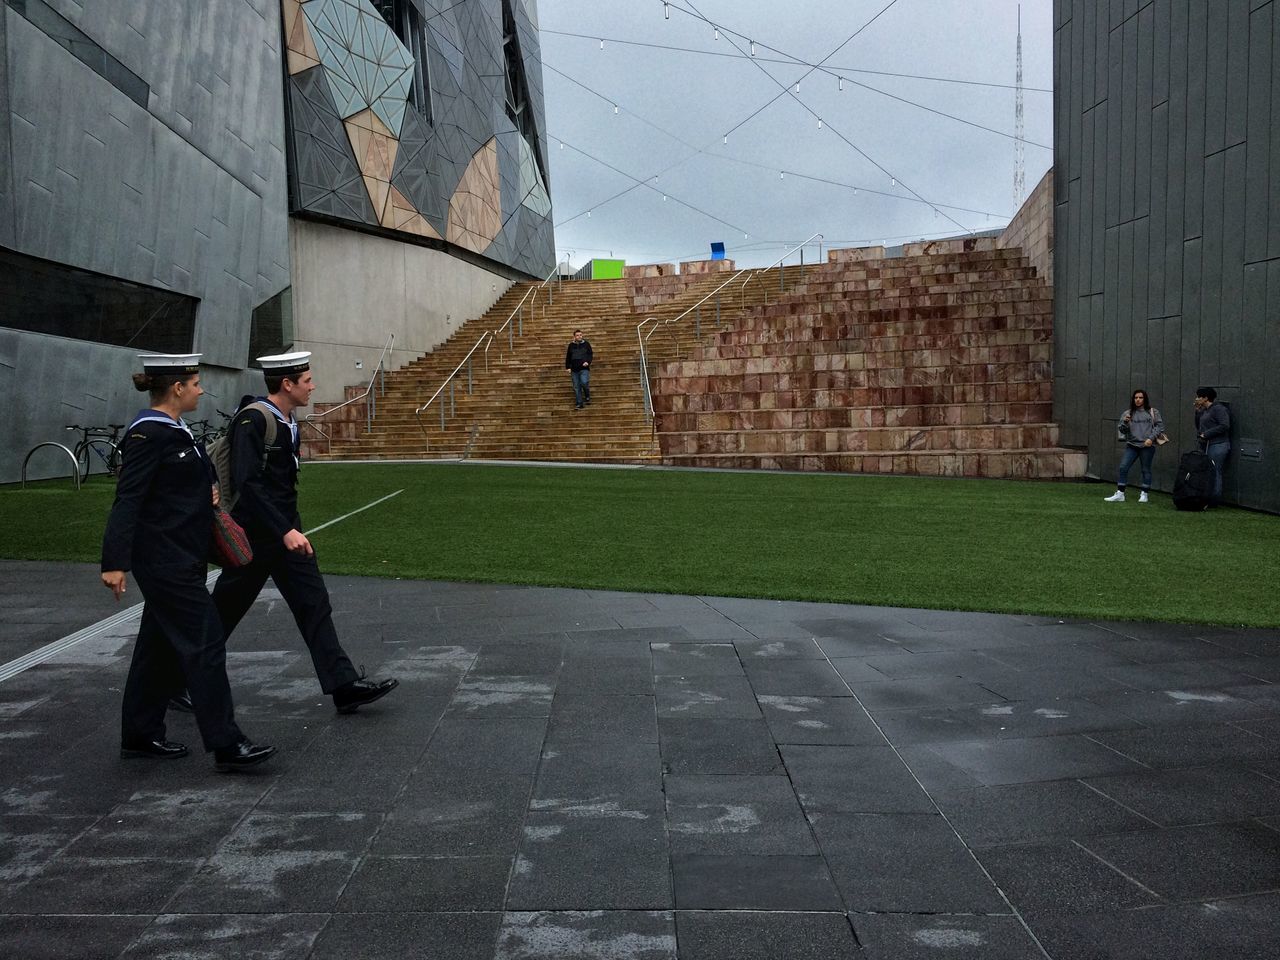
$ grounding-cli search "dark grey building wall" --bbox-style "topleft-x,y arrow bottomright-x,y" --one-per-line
1,0 -> 291,482
1053,0 -> 1280,512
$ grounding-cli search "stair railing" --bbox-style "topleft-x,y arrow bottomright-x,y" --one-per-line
301,333 -> 394,453
636,233 -> 823,420
415,330 -> 494,447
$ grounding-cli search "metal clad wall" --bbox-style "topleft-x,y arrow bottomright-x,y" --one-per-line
0,0 -> 289,482
1054,0 -> 1280,512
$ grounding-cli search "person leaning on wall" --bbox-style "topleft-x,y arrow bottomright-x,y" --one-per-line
1104,388 -> 1165,504
1194,386 -> 1232,506
100,354 -> 276,772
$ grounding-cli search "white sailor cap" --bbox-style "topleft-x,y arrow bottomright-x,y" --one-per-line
256,351 -> 311,377
138,353 -> 202,375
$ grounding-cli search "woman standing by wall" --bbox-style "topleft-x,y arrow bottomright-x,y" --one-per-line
1103,388 -> 1165,504
101,354 -> 275,772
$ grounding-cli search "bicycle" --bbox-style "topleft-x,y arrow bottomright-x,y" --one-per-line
65,423 -> 124,480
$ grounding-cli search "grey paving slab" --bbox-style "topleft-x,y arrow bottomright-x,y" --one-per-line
337,855 -> 512,911
731,638 -> 826,660
670,853 -> 842,910
1,856 -> 201,914
0,914 -> 153,960
665,775 -> 816,856
118,913 -> 328,959
546,695 -> 658,745
166,851 -> 359,914
650,642 -> 744,677
934,780 -> 1154,845
310,912 -> 502,960
919,735 -> 1146,786
1031,893 -> 1280,960
974,839 -> 1160,918
655,676 -> 762,719
1084,765 -> 1280,825
1086,687 -> 1276,726
742,658 -> 851,696
5,566 -> 1280,959
495,911 -> 676,960
674,910 -> 860,960
758,695 -> 883,745
809,812 -> 1009,913
1080,821 -> 1280,900
658,718 -> 783,775
851,913 -> 1042,960
781,744 -> 936,814
508,814 -> 671,910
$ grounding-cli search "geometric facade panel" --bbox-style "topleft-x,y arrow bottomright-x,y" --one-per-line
301,0 -> 414,137
280,0 -> 554,278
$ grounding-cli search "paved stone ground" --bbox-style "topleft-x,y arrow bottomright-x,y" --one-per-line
1,560 -> 1279,959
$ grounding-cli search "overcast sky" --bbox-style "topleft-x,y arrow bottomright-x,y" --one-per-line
535,0 -> 1054,269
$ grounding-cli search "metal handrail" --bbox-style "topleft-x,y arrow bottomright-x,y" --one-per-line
413,262 -> 563,451
302,333 -> 395,450
636,233 -> 823,420
414,330 -> 494,443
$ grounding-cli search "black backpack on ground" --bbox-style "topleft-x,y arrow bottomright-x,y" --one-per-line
1172,450 -> 1215,511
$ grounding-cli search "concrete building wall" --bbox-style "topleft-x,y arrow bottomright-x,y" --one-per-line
289,219 -> 514,402
0,0 -> 291,482
1053,0 -> 1280,512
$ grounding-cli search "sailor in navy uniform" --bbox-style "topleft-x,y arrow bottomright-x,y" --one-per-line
211,352 -> 398,713
101,354 -> 275,771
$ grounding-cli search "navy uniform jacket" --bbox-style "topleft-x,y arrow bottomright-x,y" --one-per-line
229,401 -> 301,542
101,415 -> 213,573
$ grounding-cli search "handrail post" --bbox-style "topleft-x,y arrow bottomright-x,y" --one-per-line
508,321 -> 513,351
694,304 -> 700,341
449,380 -> 455,418
518,304 -> 524,337
780,262 -> 785,291
467,356 -> 473,394
716,293 -> 721,328
439,399 -> 445,431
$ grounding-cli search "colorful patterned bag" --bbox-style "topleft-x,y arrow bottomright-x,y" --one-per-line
211,506 -> 253,568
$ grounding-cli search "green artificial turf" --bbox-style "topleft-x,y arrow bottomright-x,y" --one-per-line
4,462 -> 1278,626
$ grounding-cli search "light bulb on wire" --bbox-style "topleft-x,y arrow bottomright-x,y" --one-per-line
663,2 -> 669,18
750,40 -> 756,55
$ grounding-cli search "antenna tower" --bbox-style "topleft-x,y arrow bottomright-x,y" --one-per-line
1014,4 -> 1026,209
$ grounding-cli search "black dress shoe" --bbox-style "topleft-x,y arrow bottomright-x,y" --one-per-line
213,739 -> 276,772
169,691 -> 194,713
121,739 -> 189,760
333,676 -> 399,714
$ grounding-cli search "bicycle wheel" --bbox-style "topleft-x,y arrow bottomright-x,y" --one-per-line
78,439 -> 117,480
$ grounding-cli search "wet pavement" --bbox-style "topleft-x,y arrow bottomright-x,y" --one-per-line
1,560 -> 1279,958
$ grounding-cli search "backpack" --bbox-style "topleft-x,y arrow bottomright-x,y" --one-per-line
207,400 -> 278,513
1172,450 -> 1215,512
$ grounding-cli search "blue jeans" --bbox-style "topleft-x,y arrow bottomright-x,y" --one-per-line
1205,440 -> 1230,503
1116,445 -> 1155,490
570,368 -> 590,405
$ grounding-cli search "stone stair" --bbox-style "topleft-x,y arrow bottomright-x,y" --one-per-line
304,263 -> 810,463
651,245 -> 1088,480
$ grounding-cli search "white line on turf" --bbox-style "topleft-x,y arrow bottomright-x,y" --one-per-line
0,488 -> 406,684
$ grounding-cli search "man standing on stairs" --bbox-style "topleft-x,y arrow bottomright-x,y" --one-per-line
565,329 -> 593,410
211,352 -> 399,715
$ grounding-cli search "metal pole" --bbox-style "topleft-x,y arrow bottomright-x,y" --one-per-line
716,294 -> 721,327
695,304 -> 700,340
519,305 -> 524,336
508,322 -> 513,350
439,400 -> 445,431
450,380 -> 456,417
467,357 -> 473,393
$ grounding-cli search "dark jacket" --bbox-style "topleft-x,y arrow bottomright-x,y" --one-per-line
565,339 -> 593,371
101,413 -> 214,573
1195,402 -> 1231,448
228,399 -> 301,541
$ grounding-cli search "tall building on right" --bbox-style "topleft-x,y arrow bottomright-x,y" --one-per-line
1052,1 -> 1278,511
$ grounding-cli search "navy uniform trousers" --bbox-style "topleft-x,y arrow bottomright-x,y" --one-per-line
124,563 -> 243,751
211,539 -> 359,694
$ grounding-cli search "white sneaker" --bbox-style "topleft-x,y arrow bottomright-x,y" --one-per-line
1139,491 -> 1149,503
1104,491 -> 1125,502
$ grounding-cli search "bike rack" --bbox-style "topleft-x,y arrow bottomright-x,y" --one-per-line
21,443 -> 81,490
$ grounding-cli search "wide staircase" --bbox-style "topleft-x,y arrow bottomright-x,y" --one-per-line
305,264 -> 811,463
651,245 -> 1088,480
